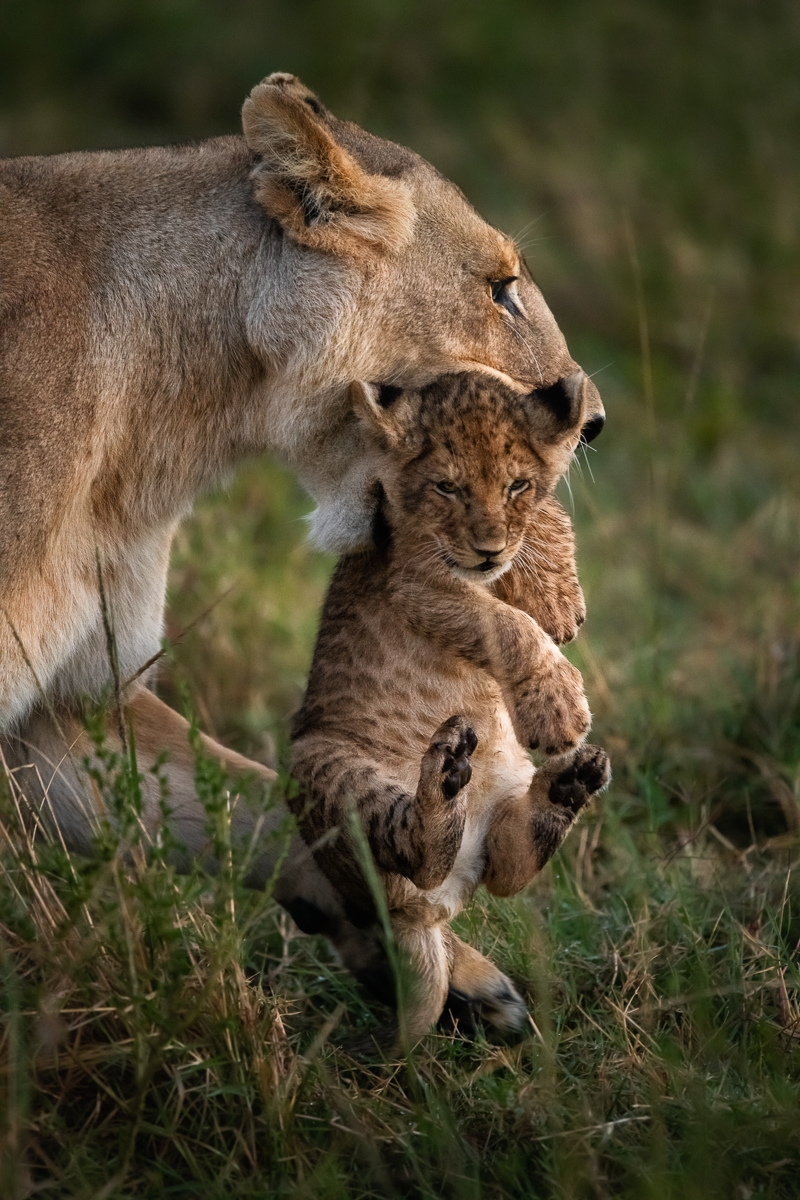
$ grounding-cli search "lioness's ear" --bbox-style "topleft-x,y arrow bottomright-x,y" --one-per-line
242,74 -> 415,256
349,381 -> 414,448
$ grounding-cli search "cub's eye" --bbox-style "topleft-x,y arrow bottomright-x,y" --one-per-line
490,277 -> 521,317
509,479 -> 530,495
435,480 -> 458,495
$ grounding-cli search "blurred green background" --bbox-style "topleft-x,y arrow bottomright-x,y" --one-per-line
2,0 -> 798,832
3,4 -> 800,1194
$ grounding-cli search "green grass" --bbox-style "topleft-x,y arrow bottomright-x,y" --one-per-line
2,0 -> 800,1195
2,734 -> 798,1198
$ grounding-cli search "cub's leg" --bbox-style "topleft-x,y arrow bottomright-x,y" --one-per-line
394,569 -> 590,756
442,932 -> 528,1038
343,917 -> 452,1053
282,862 -> 461,1050
393,923 -> 528,1049
290,715 -> 477,898
392,919 -> 453,1048
282,882 -> 455,1054
441,748 -> 610,1040
412,715 -> 477,883
481,743 -> 610,898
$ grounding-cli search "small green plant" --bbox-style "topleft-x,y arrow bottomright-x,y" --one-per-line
0,709 -> 293,1198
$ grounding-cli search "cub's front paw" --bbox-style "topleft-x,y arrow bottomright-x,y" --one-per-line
424,715 -> 478,801
512,651 -> 591,756
548,743 -> 611,814
548,601 -> 586,647
536,585 -> 587,647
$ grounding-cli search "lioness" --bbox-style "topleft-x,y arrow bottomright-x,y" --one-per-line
0,74 -> 604,943
289,373 -> 610,1045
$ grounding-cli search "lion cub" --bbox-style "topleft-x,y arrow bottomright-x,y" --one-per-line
289,373 -> 610,1046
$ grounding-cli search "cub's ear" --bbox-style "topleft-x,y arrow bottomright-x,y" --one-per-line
525,372 -> 587,443
242,74 -> 415,257
349,381 -> 416,448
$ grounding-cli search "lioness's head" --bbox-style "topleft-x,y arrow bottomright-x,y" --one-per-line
242,73 -> 604,407
351,372 -> 592,584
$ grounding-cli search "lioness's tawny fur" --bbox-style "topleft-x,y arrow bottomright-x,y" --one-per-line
289,373 -> 610,1046
0,73 -> 603,947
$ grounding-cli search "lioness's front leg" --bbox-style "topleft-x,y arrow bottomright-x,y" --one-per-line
2,689 -> 290,884
481,743 -> 610,898
394,569 -> 590,755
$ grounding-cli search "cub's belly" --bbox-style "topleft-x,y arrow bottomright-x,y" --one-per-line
421,705 -> 533,919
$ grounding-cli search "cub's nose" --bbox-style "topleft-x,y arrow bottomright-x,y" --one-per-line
472,543 -> 506,572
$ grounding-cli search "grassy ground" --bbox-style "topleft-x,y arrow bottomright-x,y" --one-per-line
2,1 -> 799,1196
2,715 -> 798,1198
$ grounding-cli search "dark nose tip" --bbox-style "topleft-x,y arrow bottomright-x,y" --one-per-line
473,545 -> 503,558
580,414 -> 605,445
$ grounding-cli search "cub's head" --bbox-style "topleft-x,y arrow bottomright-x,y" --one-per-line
351,372 -> 598,584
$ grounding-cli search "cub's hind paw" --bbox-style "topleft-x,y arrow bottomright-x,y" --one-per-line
477,976 -> 528,1039
427,715 -> 477,801
548,744 -> 610,815
439,987 -> 479,1038
440,976 -> 528,1042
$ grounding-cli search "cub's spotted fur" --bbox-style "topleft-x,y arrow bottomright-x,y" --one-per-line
290,372 -> 610,1046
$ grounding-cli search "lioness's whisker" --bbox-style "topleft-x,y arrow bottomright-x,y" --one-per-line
507,323 -> 544,385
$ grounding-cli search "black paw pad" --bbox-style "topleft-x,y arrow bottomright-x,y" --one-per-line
442,750 -> 473,799
575,747 -> 611,794
548,769 -> 587,814
548,746 -> 610,814
438,725 -> 477,799
434,720 -> 479,796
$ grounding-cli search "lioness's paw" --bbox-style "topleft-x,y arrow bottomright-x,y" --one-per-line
425,715 -> 477,801
512,653 -> 591,756
548,744 -> 611,814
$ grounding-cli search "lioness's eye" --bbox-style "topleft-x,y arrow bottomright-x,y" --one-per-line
490,277 -> 521,317
435,480 -> 458,495
509,479 -> 529,495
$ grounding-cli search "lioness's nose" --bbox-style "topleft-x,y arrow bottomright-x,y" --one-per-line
472,540 -> 506,558
577,373 -> 605,443
580,413 -> 605,444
